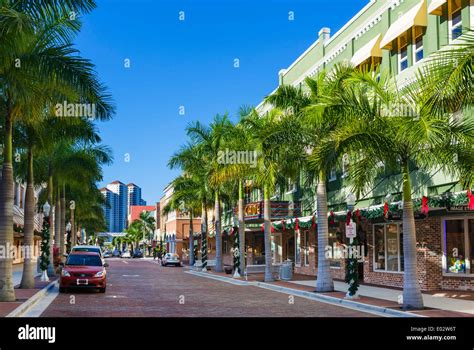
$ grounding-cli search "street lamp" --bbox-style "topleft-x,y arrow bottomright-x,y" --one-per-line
346,192 -> 356,212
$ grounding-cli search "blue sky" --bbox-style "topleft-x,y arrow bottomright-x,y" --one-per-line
76,0 -> 367,203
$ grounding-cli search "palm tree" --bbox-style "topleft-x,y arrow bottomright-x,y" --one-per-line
240,108 -> 305,281
0,0 -> 111,301
169,143 -> 212,270
185,115 -> 233,272
326,49 -> 473,309
137,211 -> 155,256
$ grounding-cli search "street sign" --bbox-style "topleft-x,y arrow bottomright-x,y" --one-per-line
345,221 -> 357,239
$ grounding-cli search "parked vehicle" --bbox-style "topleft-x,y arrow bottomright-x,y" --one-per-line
59,251 -> 108,293
71,245 -> 103,260
133,249 -> 143,258
112,249 -> 121,257
103,249 -> 112,258
161,253 -> 181,267
120,250 -> 131,258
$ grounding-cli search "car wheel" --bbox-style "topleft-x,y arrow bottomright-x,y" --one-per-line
59,287 -> 66,293
99,287 -> 106,293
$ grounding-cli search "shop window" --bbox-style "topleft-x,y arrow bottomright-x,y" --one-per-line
374,225 -> 385,270
444,219 -> 470,274
469,220 -> 474,274
295,230 -> 301,266
302,230 -> 309,266
373,223 -> 404,272
329,226 -> 344,268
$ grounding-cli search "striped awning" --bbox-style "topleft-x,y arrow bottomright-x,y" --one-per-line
380,0 -> 428,49
428,0 -> 447,15
351,34 -> 382,67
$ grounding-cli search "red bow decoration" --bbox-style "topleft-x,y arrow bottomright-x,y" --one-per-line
281,220 -> 285,231
421,196 -> 429,215
383,202 -> 389,218
329,211 -> 335,225
468,190 -> 474,210
346,210 -> 352,225
295,218 -> 299,231
355,209 -> 361,221
311,215 -> 316,229
271,224 -> 275,233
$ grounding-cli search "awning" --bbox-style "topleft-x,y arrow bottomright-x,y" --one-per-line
351,34 -> 382,67
428,0 -> 447,15
380,0 -> 427,49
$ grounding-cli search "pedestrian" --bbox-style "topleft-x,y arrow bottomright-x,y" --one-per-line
157,249 -> 162,263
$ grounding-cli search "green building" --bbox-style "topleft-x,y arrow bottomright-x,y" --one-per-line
218,0 -> 474,291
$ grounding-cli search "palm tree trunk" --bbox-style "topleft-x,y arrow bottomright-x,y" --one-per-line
0,108 -> 16,301
238,180 -> 245,275
201,200 -> 208,271
401,162 -> 424,310
60,184 -> 66,259
189,209 -> 194,266
315,171 -> 334,292
71,208 -> 76,247
54,186 -> 61,255
20,150 -> 35,289
214,191 -> 223,272
263,184 -> 274,282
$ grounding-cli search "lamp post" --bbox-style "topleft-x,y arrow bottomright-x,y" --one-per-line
40,202 -> 51,282
345,192 -> 359,299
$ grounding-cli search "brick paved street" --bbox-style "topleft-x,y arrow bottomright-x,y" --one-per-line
40,258 -> 373,317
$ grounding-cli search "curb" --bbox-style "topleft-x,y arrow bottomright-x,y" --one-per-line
256,282 -> 425,318
6,280 -> 59,318
185,270 -> 250,286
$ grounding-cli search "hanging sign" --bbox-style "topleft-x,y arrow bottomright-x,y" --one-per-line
345,221 -> 357,239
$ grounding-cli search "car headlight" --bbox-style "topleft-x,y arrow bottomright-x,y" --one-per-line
94,270 -> 105,278
61,269 -> 70,277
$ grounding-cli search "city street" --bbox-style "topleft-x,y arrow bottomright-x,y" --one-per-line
40,258 -> 372,317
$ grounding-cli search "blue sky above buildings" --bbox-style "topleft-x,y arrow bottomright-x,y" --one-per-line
76,0 -> 367,203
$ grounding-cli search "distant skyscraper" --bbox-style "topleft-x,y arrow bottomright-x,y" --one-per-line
101,181 -> 148,232
106,181 -> 127,232
100,187 -> 117,232
127,183 -> 142,208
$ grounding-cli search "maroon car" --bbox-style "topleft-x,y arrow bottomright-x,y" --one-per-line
59,251 -> 108,293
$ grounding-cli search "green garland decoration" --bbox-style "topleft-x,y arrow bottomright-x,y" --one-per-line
232,228 -> 240,273
39,216 -> 50,272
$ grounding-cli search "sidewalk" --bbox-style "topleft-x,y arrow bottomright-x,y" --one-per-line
187,268 -> 473,317
0,275 -> 57,317
289,279 -> 474,315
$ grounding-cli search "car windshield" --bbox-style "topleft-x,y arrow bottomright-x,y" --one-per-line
73,247 -> 100,255
66,255 -> 102,266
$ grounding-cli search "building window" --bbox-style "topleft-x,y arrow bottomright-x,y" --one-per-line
341,153 -> 349,178
414,35 -> 423,63
443,218 -> 474,274
373,223 -> 404,272
451,9 -> 462,40
285,178 -> 296,194
399,45 -> 408,72
329,167 -> 337,182
449,0 -> 463,42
